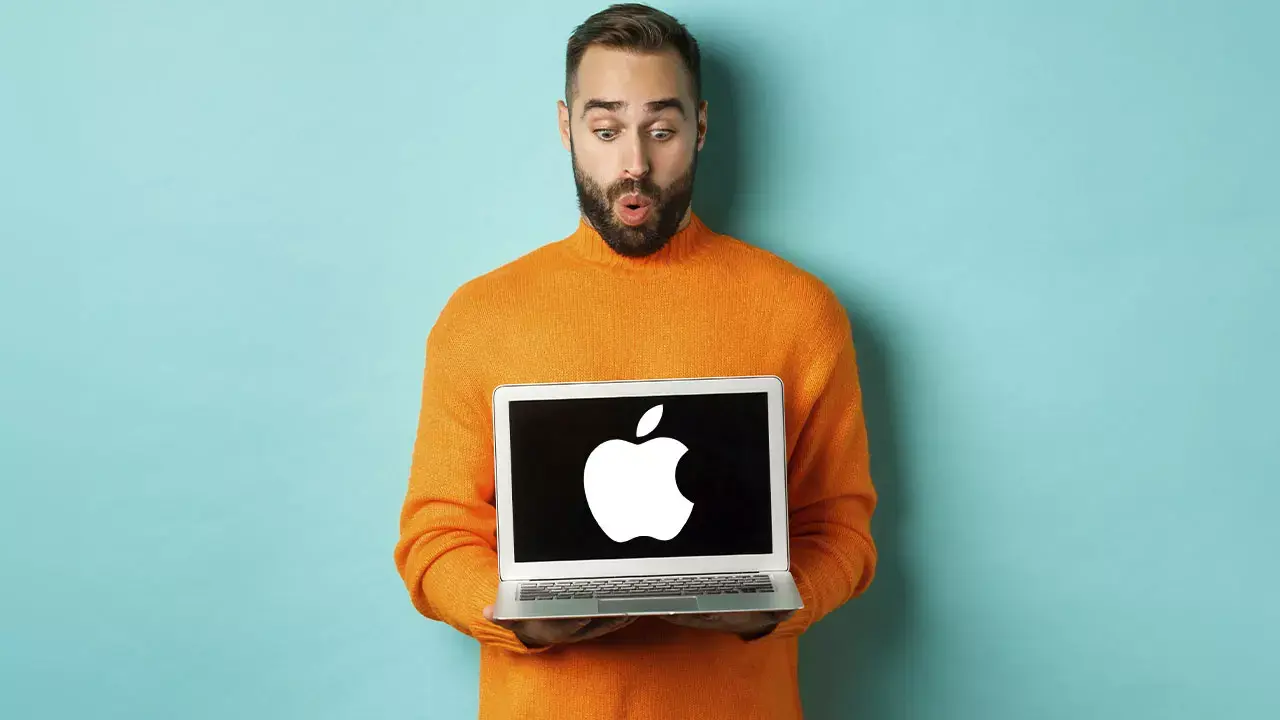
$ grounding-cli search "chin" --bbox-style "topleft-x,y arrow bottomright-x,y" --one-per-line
614,219 -> 658,234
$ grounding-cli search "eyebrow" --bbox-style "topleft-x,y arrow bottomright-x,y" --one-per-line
580,97 -> 687,119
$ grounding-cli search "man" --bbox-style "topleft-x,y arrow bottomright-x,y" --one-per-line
394,4 -> 877,718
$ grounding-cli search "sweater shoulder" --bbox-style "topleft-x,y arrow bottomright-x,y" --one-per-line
427,241 -> 562,345
461,241 -> 563,300
715,234 -> 850,334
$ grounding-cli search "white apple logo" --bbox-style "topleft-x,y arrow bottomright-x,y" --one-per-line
583,404 -> 694,542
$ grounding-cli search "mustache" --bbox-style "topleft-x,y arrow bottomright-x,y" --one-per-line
607,178 -> 662,202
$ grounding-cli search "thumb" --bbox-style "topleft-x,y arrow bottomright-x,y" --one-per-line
482,605 -> 510,627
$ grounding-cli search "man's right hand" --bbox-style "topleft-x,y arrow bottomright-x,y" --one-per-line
483,605 -> 634,649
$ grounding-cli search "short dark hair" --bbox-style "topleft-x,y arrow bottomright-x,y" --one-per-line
565,3 -> 701,110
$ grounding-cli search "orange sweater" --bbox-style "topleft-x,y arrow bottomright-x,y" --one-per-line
394,213 -> 877,719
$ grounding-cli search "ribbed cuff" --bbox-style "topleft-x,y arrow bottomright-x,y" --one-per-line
421,546 -> 552,655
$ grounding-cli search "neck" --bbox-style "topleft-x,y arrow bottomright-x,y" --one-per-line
564,209 -> 713,269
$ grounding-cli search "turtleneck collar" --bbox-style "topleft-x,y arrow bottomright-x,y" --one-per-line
562,211 -> 715,269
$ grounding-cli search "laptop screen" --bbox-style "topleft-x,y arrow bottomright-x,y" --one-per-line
507,390 -> 775,563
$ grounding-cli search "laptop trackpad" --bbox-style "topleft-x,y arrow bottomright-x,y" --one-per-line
598,597 -> 699,614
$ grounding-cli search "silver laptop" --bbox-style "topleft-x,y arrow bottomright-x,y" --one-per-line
491,376 -> 803,620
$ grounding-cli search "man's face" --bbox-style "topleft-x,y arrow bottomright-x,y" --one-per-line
559,45 -> 708,257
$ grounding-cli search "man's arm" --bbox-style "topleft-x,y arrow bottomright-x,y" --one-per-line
766,296 -> 878,640
392,299 -> 543,654
664,294 -> 878,641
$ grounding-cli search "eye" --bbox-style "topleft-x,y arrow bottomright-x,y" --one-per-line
593,128 -> 618,141
651,129 -> 675,141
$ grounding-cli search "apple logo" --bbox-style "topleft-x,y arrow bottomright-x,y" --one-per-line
583,403 -> 694,542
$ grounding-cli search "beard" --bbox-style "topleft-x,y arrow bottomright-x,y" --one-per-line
571,140 -> 698,258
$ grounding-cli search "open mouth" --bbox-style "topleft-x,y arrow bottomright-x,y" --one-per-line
616,194 -> 653,226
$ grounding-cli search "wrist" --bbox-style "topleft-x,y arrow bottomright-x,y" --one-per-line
513,630 -> 550,649
737,622 -> 779,642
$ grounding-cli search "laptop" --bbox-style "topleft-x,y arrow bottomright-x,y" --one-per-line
490,375 -> 803,620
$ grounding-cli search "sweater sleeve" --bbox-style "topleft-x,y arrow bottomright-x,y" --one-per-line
766,297 -> 878,640
393,297 -> 546,654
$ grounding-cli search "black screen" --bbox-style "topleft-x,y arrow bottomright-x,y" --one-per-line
508,391 -> 774,563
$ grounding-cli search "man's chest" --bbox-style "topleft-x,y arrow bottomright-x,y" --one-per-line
476,290 -> 800,387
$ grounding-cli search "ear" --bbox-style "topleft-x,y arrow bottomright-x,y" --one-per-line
696,99 -> 708,152
558,100 -> 572,152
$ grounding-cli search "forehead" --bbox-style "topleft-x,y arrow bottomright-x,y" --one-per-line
573,45 -> 694,108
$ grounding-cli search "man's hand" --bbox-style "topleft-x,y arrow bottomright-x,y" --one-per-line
661,610 -> 794,639
483,606 -> 635,649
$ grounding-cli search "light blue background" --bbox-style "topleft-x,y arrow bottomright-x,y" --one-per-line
2,1 -> 1277,718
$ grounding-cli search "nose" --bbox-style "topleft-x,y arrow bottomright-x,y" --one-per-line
622,134 -> 649,180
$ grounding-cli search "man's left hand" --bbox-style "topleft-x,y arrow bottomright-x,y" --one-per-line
661,610 -> 794,639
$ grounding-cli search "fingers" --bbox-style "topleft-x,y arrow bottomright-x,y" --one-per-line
485,604 -> 793,645
599,614 -> 636,627
529,616 -> 630,645
573,615 -> 635,640
539,617 -> 592,640
482,607 -> 637,647
662,611 -> 790,633
662,613 -> 722,629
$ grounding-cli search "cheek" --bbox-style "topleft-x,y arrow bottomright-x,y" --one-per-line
652,140 -> 696,182
573,154 -> 612,185
575,145 -> 623,178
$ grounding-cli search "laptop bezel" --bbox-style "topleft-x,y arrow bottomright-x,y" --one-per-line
491,375 -> 789,582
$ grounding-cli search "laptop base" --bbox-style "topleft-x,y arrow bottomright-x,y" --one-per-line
492,571 -> 802,621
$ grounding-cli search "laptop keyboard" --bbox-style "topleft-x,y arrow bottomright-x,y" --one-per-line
518,574 -> 774,601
